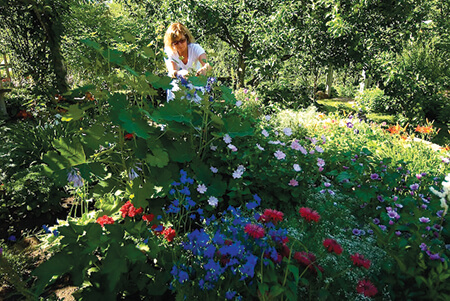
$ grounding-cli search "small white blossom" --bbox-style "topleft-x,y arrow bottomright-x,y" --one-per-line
223,134 -> 232,144
208,196 -> 219,207
293,164 -> 301,172
197,184 -> 207,194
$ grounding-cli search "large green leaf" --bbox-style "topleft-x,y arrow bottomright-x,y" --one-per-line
146,148 -> 169,168
119,107 -> 153,139
223,115 -> 253,137
151,98 -> 192,123
60,103 -> 94,122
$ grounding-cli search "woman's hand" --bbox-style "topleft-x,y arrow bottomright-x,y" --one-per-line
196,63 -> 210,76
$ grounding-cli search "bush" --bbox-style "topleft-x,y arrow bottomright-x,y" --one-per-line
355,87 -> 392,114
256,81 -> 313,110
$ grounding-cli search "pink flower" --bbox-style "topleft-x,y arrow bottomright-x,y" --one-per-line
259,209 -> 284,224
350,253 -> 371,269
244,224 -> 265,239
288,179 -> 299,186
274,150 -> 286,160
323,238 -> 343,255
299,207 -> 320,223
356,279 -> 378,297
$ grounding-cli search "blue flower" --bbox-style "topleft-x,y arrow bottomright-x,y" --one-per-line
204,244 -> 216,259
225,291 -> 237,300
179,186 -> 191,195
8,235 -> 16,242
178,270 -> 189,283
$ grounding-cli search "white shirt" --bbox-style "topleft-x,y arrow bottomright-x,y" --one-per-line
164,43 -> 205,75
164,43 -> 206,101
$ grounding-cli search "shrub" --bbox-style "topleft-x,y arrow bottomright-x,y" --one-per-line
355,87 -> 392,114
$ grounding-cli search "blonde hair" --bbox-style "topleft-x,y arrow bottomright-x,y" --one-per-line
164,23 -> 195,53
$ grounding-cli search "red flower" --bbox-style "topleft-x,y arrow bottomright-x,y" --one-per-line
294,251 -> 324,274
142,213 -> 155,223
162,227 -> 176,242
244,224 -> 265,239
259,209 -> 284,224
96,215 -> 114,227
323,238 -> 343,255
293,251 -> 313,266
124,133 -> 134,140
299,207 -> 321,223
120,201 -> 143,218
280,244 -> 291,258
350,253 -> 371,269
356,279 -> 378,297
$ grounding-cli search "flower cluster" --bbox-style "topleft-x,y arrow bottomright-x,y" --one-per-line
350,253 -> 371,269
299,207 -> 321,223
96,215 -> 114,227
120,201 -> 143,218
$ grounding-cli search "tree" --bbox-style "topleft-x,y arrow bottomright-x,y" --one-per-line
0,0 -> 70,94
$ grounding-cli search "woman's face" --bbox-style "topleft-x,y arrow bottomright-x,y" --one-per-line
172,35 -> 187,54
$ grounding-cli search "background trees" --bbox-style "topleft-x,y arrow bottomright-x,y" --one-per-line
0,0 -> 448,125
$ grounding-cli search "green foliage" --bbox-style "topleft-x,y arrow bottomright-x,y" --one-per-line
256,81 -> 313,110
383,39 -> 450,124
355,87 -> 392,114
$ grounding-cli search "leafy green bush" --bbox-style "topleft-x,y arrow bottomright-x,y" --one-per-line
355,87 -> 392,114
383,39 -> 450,124
256,81 -> 313,110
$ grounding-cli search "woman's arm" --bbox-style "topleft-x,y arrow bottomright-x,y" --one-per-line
167,60 -> 179,78
196,53 -> 212,76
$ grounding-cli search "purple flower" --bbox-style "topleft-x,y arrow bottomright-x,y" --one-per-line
370,173 -> 379,180
197,184 -> 207,194
346,122 -> 353,128
227,144 -> 238,152
210,166 -> 218,173
328,190 -> 335,196
223,134 -> 232,144
373,218 -> 380,225
8,235 -> 16,242
315,146 -> 324,153
410,183 -> 419,191
395,231 -> 401,236
291,140 -> 301,150
324,182 -> 331,187
261,129 -> 269,137
317,158 -> 325,167
274,150 -> 286,160
379,225 -> 387,231
352,228 -> 361,235
293,164 -> 302,172
419,217 -> 430,223
283,127 -> 293,136
420,243 -> 428,251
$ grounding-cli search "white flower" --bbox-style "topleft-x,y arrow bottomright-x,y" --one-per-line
293,164 -> 301,172
210,166 -> 218,173
223,134 -> 232,144
208,196 -> 219,207
274,150 -> 286,160
236,100 -> 242,107
197,184 -> 207,194
232,165 -> 246,179
256,143 -> 265,151
262,129 -> 269,137
265,115 -> 271,121
283,127 -> 292,136
210,144 -> 217,151
228,144 -> 238,152
429,173 -> 450,216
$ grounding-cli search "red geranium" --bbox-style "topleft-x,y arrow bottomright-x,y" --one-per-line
162,227 -> 176,242
258,209 -> 284,225
96,215 -> 114,227
142,213 -> 155,223
299,207 -> 321,223
244,223 -> 265,239
356,279 -> 378,297
124,133 -> 134,140
120,201 -> 143,218
350,253 -> 371,269
323,238 -> 343,255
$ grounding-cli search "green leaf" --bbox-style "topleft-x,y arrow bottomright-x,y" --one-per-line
80,38 -> 102,51
60,104 -> 93,121
151,98 -> 192,123
166,140 -> 195,163
188,75 -> 207,86
53,137 -> 86,166
146,148 -> 169,168
223,115 -> 253,137
220,85 -> 236,103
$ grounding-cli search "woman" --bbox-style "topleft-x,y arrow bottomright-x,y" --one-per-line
163,23 -> 211,101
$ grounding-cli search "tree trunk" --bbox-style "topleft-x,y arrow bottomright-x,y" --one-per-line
359,69 -> 366,93
325,65 -> 334,97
